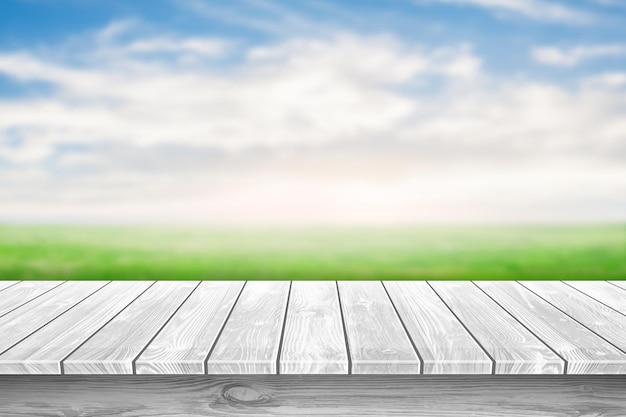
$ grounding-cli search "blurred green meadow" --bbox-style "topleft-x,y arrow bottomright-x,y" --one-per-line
0,224 -> 624,281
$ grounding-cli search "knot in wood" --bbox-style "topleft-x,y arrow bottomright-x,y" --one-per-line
222,383 -> 271,406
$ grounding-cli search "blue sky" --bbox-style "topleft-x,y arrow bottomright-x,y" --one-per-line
0,0 -> 625,223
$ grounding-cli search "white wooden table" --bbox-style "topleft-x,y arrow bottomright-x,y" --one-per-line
0,280 -> 625,375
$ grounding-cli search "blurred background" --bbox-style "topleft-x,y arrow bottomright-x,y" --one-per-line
0,0 -> 624,280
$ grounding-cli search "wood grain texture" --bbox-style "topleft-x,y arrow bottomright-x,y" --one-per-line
476,281 -> 626,374
565,281 -> 626,314
206,281 -> 291,374
384,281 -> 492,374
521,281 -> 626,353
0,281 -> 107,355
1,375 -> 625,416
0,281 -> 64,318
338,281 -> 420,374
136,281 -> 245,374
1,280 -> 625,376
63,281 -> 198,374
429,281 -> 564,374
0,281 -> 152,374
279,281 -> 348,374
0,281 -> 19,292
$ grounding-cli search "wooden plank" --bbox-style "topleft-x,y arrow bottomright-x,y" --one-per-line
1,375 -> 625,416
279,281 -> 348,374
337,281 -> 420,374
63,281 -> 198,374
0,281 -> 19,292
206,281 -> 290,374
609,281 -> 626,292
0,281 -> 107,356
566,281 -> 626,314
0,281 -> 64,318
429,281 -> 564,374
0,281 -> 153,374
476,281 -> 626,374
383,281 -> 491,374
521,281 -> 626,353
135,281 -> 245,374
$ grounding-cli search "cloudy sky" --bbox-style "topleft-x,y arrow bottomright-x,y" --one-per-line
0,0 -> 625,224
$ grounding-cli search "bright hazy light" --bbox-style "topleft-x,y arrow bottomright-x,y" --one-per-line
1,8 -> 625,224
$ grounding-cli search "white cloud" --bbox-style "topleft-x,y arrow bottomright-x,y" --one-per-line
421,0 -> 593,23
121,38 -> 230,56
532,44 -> 626,66
583,72 -> 626,87
0,23 -> 624,223
0,33 -> 481,151
95,19 -> 138,43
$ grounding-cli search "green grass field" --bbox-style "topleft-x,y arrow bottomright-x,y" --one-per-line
0,224 -> 624,281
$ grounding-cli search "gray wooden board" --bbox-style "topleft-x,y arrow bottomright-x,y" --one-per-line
136,281 -> 245,374
206,281 -> 291,374
0,281 -> 107,355
1,375 -> 625,416
0,281 -> 19,292
279,281 -> 348,374
521,281 -> 626,354
63,281 -> 198,374
338,281 -> 420,374
0,281 -> 64,318
383,281 -> 491,374
476,281 -> 626,374
565,281 -> 626,314
0,281 -> 153,374
2,280 -> 626,376
429,281 -> 564,374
